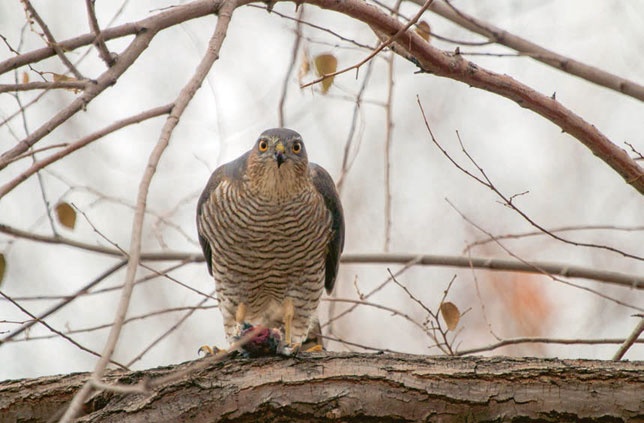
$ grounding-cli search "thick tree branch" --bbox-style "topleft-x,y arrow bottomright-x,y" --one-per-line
292,0 -> 644,193
1,354 -> 642,422
58,1 -> 235,420
422,0 -> 644,102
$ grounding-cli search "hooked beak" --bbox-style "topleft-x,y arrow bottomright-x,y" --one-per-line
274,141 -> 286,167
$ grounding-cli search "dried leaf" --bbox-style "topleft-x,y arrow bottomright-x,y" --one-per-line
56,202 -> 76,229
440,301 -> 460,331
313,53 -> 337,94
416,21 -> 431,42
52,73 -> 77,83
22,72 -> 29,84
0,253 -> 5,286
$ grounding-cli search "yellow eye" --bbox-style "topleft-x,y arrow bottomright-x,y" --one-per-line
258,140 -> 268,152
292,142 -> 302,154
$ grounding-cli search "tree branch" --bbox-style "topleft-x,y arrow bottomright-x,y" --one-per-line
422,0 -> 644,102
58,1 -> 235,419
2,354 -> 642,422
291,0 -> 644,193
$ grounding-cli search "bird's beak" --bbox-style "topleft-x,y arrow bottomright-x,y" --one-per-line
274,141 -> 286,167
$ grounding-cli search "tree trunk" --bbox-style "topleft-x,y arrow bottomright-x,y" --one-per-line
1,353 -> 642,422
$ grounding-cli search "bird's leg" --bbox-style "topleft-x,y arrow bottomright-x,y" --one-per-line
236,302 -> 247,324
282,297 -> 294,346
198,303 -> 247,357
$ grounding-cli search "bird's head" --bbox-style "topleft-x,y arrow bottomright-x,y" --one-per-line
247,128 -> 310,197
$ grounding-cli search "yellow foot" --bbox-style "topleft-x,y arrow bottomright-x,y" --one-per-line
304,344 -> 324,353
280,342 -> 301,356
197,345 -> 225,356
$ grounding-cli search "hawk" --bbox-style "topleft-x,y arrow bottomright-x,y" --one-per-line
196,128 -> 344,352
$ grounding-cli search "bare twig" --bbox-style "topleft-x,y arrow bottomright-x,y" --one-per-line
342,253 -> 644,291
296,0 -> 644,192
0,80 -> 88,93
126,291 -> 215,367
466,224 -> 644,252
387,269 -> 450,354
58,1 -> 235,420
0,260 -> 127,344
334,60 -> 373,193
20,0 -> 85,80
323,256 -> 422,330
85,0 -> 117,67
0,290 -> 128,369
1,220 -> 641,289
300,0 -> 434,89
277,5 -> 304,127
612,317 -> 644,361
417,97 -> 644,262
420,0 -> 644,102
383,50 -> 394,252
457,336 -> 644,356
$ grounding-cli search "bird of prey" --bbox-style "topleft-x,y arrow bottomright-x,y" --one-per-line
196,128 -> 344,353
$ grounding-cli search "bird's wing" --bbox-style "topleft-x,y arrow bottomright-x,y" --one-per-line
310,163 -> 345,293
196,151 -> 250,275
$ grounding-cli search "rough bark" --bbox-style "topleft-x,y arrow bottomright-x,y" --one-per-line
1,353 -> 642,422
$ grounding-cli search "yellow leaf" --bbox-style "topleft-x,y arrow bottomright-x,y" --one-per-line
416,21 -> 431,42
440,301 -> 460,331
0,253 -> 5,286
56,202 -> 76,229
52,73 -> 76,83
313,53 -> 337,94
22,72 -> 29,84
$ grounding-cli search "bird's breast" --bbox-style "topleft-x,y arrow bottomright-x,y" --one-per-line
202,181 -> 332,283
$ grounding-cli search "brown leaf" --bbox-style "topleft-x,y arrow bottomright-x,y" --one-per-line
55,202 -> 76,229
22,72 -> 29,84
440,301 -> 460,331
0,253 -> 5,286
415,21 -> 431,42
313,53 -> 337,94
52,73 -> 76,83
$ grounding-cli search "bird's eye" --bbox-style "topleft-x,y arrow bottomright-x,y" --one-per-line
258,140 -> 269,152
292,142 -> 302,154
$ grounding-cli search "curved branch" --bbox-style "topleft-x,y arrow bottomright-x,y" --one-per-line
288,0 -> 644,193
0,104 -> 173,198
2,354 -> 641,421
422,0 -> 644,102
58,1 -> 236,419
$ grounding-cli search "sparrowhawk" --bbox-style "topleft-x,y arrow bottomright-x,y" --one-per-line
196,128 -> 344,352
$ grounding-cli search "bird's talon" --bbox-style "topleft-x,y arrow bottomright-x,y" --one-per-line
280,342 -> 302,356
197,345 -> 222,356
304,344 -> 324,353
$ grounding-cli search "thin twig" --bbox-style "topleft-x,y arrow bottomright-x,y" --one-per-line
417,97 -> 644,262
277,5 -> 303,127
0,291 -> 128,369
323,255 -> 422,329
20,0 -> 85,80
457,336 -> 644,356
0,260 -> 127,344
85,0 -> 117,67
420,0 -> 644,102
612,317 -> 644,360
300,0 -> 434,89
335,60 -> 374,193
58,1 -> 235,420
126,291 -> 215,367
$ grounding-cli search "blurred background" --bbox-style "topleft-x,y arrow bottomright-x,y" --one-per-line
1,0 -> 642,380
